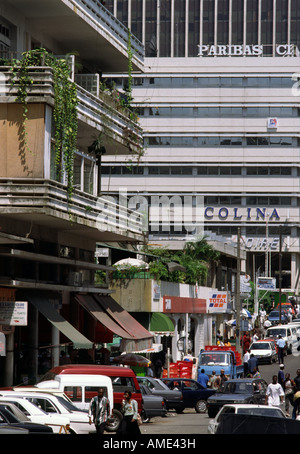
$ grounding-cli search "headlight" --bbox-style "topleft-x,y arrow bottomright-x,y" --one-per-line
208,399 -> 216,403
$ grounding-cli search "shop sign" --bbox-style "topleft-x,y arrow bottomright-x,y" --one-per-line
256,277 -> 276,290
0,301 -> 28,326
207,292 -> 228,313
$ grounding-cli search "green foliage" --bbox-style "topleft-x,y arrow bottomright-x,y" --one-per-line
11,48 -> 78,197
144,237 -> 220,285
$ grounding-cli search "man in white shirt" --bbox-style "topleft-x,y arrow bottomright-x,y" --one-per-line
243,349 -> 250,377
265,375 -> 284,407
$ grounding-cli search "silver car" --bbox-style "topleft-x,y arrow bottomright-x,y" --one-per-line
137,377 -> 184,413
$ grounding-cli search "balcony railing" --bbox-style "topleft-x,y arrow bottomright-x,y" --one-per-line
0,179 -> 147,239
0,66 -> 143,154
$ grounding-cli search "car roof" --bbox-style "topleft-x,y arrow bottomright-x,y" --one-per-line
224,378 -> 265,383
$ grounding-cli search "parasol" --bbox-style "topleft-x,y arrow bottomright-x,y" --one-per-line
113,353 -> 151,367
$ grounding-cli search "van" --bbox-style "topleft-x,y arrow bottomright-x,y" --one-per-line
36,374 -> 114,412
266,325 -> 300,354
37,365 -> 142,432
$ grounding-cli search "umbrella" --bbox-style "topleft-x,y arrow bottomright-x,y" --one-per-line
241,308 -> 252,319
113,353 -> 151,367
113,258 -> 149,270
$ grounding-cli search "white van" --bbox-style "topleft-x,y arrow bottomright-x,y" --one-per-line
36,374 -> 114,412
266,325 -> 300,354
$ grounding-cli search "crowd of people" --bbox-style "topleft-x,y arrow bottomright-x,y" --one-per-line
264,368 -> 300,419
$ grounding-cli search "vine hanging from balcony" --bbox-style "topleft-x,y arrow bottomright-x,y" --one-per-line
11,48 -> 78,197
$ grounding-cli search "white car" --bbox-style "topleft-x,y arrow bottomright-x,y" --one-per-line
0,391 -> 95,434
0,396 -> 70,434
249,341 -> 278,364
207,404 -> 286,434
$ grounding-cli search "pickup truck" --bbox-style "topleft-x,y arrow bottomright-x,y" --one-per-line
198,346 -> 244,380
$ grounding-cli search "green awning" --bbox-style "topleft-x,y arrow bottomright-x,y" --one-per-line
150,312 -> 174,334
29,295 -> 93,350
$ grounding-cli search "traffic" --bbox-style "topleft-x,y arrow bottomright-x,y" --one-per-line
0,306 -> 299,435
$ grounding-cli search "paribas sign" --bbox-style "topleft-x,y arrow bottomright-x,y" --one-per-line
197,44 -> 299,57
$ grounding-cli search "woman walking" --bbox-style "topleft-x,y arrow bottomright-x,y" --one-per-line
117,390 -> 141,435
284,373 -> 295,417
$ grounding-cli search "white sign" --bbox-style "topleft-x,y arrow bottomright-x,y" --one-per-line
198,44 -> 299,57
267,118 -> 278,129
207,292 -> 228,313
256,277 -> 276,290
0,301 -> 28,326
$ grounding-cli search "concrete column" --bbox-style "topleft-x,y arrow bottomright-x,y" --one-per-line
28,305 -> 38,384
4,332 -> 14,386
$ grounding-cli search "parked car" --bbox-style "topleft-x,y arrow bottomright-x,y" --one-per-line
249,340 -> 278,364
139,384 -> 167,422
208,403 -> 286,434
161,378 -> 216,413
0,391 -> 93,434
137,377 -> 184,412
0,396 -> 70,434
0,403 -> 54,434
268,310 -> 288,325
207,378 -> 268,418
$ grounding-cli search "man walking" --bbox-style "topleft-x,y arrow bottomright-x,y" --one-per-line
89,388 -> 111,434
276,335 -> 286,364
265,375 -> 284,408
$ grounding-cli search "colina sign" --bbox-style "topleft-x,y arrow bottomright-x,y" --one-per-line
198,44 -> 299,57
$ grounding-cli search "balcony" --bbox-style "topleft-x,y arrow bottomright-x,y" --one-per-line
0,66 -> 143,156
0,179 -> 146,243
3,0 -> 144,72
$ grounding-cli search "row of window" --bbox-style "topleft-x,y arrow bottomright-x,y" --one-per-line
145,136 -> 294,147
138,106 -> 297,118
132,76 -> 295,89
102,166 -> 293,177
149,225 -> 293,236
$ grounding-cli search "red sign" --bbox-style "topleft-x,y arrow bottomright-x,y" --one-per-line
163,295 -> 206,314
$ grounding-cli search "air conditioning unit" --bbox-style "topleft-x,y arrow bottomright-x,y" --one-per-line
68,272 -> 82,286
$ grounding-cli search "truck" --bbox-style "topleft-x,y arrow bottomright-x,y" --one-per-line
197,346 -> 244,381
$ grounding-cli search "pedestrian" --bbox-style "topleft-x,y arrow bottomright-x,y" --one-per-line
219,369 -> 228,385
198,368 -> 210,388
117,390 -> 141,434
208,370 -> 220,390
251,367 -> 261,378
242,331 -> 251,354
88,388 -> 111,435
278,364 -> 285,389
265,375 -> 285,408
276,335 -> 286,364
284,373 -> 295,417
243,349 -> 250,377
154,358 -> 163,378
293,368 -> 300,392
247,354 -> 259,376
292,390 -> 300,420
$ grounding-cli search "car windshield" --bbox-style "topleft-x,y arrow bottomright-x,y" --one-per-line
219,382 -> 254,394
237,407 -> 284,418
54,395 -> 84,412
200,353 -> 230,366
269,311 -> 279,317
251,343 -> 271,350
267,328 -> 286,337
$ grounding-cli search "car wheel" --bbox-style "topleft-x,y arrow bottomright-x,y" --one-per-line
195,399 -> 207,413
105,409 -> 122,432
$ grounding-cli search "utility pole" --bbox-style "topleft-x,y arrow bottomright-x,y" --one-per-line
236,227 -> 241,354
279,225 -> 282,323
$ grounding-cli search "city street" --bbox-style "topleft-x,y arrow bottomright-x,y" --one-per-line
136,353 -> 300,435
